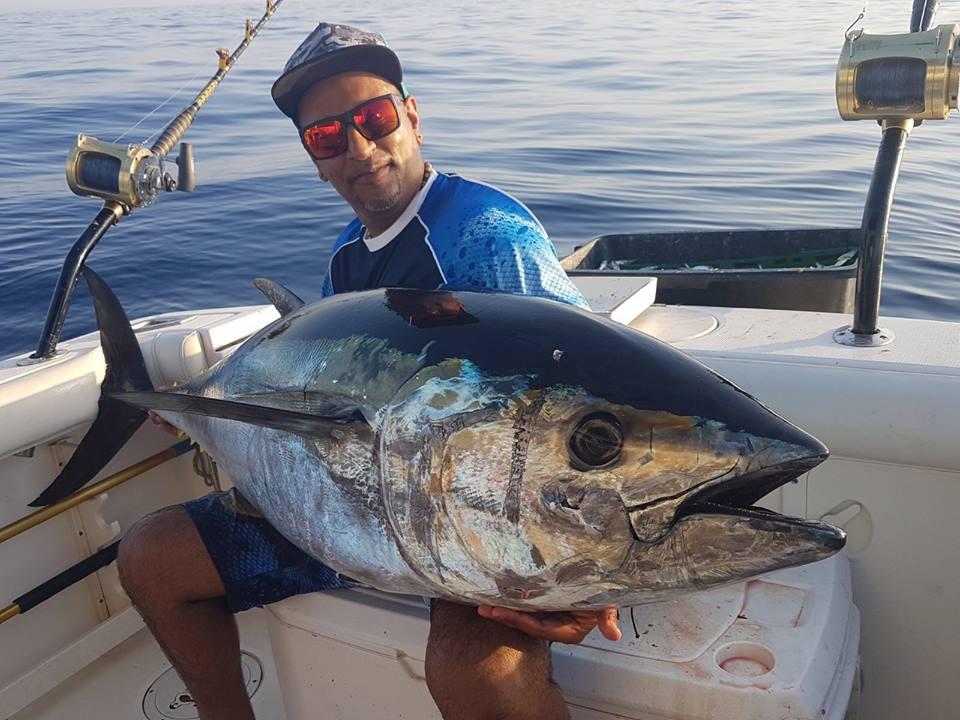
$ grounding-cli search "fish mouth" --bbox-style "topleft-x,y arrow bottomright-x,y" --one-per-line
672,450 -> 828,524
619,446 -> 844,590
623,442 -> 832,546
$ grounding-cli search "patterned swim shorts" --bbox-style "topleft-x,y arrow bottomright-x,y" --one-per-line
182,488 -> 354,612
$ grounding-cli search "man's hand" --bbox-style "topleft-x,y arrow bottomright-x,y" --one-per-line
477,605 -> 622,644
148,410 -> 181,437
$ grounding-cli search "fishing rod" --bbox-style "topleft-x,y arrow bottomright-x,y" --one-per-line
29,0 -> 285,362
0,440 -> 195,625
0,541 -> 120,625
0,440 -> 195,547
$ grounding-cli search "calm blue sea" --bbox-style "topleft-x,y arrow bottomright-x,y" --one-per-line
1,0 -> 958,357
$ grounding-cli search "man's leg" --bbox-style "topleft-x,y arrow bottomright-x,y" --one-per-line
117,506 -> 253,720
425,600 -> 570,720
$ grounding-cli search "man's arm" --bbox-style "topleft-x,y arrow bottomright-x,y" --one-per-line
435,183 -> 589,310
444,230 -> 589,309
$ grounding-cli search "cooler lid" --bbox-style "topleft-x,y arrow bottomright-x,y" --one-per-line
581,582 -> 745,663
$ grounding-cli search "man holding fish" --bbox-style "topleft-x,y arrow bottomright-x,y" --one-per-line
126,21 -> 622,720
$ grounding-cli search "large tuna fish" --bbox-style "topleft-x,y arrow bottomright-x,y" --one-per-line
33,269 -> 844,610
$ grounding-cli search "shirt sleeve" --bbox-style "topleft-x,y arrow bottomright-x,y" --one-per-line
437,192 -> 589,309
321,218 -> 363,298
321,272 -> 334,298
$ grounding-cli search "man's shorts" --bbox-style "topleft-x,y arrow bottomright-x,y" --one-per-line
182,488 -> 354,612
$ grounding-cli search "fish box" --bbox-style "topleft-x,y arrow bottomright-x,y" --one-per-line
561,228 -> 861,313
265,554 -> 860,720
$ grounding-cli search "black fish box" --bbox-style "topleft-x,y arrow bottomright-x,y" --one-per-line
560,228 -> 861,313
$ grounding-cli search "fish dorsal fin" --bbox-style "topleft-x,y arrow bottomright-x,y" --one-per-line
253,278 -> 305,315
113,391 -> 367,435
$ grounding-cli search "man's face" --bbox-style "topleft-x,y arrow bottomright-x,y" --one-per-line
298,72 -> 424,219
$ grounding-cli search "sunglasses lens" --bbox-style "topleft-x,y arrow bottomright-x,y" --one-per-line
354,97 -> 401,140
301,97 -> 401,160
303,120 -> 345,159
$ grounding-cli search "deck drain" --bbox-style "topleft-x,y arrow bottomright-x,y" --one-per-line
142,651 -> 263,719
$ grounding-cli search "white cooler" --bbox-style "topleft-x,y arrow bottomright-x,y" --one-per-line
266,555 -> 859,720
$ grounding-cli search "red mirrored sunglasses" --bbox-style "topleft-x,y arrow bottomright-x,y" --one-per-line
299,94 -> 404,160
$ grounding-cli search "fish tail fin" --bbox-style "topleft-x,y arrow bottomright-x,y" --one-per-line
29,268 -> 155,507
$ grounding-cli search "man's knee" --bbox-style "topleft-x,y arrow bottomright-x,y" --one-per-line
425,601 -> 556,718
118,505 -> 224,607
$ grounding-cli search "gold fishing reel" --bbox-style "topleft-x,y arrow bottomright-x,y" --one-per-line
65,134 -> 195,211
837,23 -> 960,121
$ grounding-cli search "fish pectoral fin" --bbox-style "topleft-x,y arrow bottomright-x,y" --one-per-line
112,391 -> 367,435
253,278 -> 305,315
230,391 -> 366,419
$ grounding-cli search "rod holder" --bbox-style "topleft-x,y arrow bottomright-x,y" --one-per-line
28,202 -> 124,360
834,119 -> 912,347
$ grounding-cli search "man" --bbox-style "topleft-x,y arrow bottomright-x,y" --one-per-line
122,22 -> 621,720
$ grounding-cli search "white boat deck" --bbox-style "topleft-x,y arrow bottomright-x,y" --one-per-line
9,609 -> 286,720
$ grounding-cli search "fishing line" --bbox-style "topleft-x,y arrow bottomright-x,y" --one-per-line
112,68 -> 207,144
33,0 -> 285,361
845,0 -> 869,39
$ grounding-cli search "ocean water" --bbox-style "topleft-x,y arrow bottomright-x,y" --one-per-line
1,0 -> 958,357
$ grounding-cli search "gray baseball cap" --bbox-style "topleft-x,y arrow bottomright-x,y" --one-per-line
271,22 -> 406,123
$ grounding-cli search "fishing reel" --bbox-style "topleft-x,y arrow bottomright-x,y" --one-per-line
837,23 -> 960,121
65,135 -> 196,211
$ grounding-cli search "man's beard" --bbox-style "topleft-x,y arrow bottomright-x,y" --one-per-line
359,175 -> 404,213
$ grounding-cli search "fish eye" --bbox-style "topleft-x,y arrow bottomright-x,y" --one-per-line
569,413 -> 623,469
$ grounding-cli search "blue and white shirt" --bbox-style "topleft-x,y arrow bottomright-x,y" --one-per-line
321,170 -> 588,309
